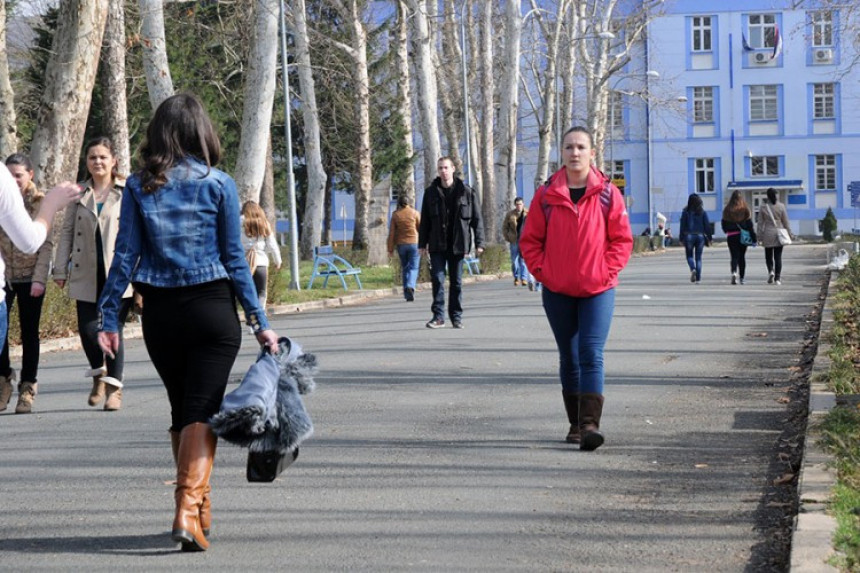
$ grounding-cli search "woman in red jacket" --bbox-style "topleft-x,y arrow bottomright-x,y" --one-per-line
520,126 -> 633,451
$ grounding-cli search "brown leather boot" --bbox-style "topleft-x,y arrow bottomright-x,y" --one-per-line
172,423 -> 216,551
102,377 -> 123,411
579,393 -> 605,451
562,392 -> 580,444
170,429 -> 211,537
85,367 -> 107,407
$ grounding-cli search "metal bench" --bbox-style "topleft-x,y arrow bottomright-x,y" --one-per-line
462,254 -> 481,276
306,245 -> 363,290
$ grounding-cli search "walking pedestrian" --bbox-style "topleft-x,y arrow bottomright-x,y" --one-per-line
241,200 -> 282,310
520,126 -> 633,451
97,93 -> 278,552
503,197 -> 534,289
387,194 -> 421,301
53,136 -> 132,410
0,163 -> 79,413
756,187 -> 791,285
721,190 -> 756,285
679,193 -> 712,283
418,156 -> 484,329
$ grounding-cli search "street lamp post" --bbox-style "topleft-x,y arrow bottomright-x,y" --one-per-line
279,0 -> 300,290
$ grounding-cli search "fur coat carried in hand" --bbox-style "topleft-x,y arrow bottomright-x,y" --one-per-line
210,337 -> 317,455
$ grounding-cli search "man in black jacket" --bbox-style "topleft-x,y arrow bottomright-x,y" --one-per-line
418,156 -> 485,329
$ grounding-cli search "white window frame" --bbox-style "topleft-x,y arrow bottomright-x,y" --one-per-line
608,91 -> 623,131
692,87 -> 714,123
694,158 -> 716,193
751,156 -> 779,177
813,83 -> 835,119
815,155 -> 836,191
691,16 -> 712,52
748,14 -> 776,50
810,11 -> 833,47
749,85 -> 778,121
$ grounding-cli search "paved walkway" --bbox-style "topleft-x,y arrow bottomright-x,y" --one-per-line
0,244 -> 833,571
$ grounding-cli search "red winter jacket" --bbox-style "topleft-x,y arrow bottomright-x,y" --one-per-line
520,166 -> 633,298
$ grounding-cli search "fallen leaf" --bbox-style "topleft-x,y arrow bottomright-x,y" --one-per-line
749,332 -> 769,338
777,396 -> 790,404
695,463 -> 709,469
773,473 -> 795,485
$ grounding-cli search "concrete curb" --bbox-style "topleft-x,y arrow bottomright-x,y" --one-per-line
790,272 -> 840,572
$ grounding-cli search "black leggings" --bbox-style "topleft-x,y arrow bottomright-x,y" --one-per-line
138,280 -> 241,432
0,282 -> 45,382
77,298 -> 132,379
726,236 -> 748,278
765,246 -> 784,280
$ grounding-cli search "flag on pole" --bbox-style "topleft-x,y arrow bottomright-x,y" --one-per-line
771,25 -> 783,60
741,33 -> 753,51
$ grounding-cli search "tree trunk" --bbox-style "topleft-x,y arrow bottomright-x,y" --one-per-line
100,0 -> 130,175
30,0 -> 109,192
478,0 -> 496,242
497,1 -> 521,212
323,172 -> 333,246
260,135 -> 276,229
348,0 -> 372,251
465,0 -> 482,194
0,0 -> 18,157
408,0 -> 441,190
367,175 -> 390,266
395,1 -> 416,204
234,0 -> 278,204
138,0 -> 174,110
293,0 -> 327,260
436,0 -> 462,171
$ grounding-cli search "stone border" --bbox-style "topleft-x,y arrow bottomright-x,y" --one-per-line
790,273 -> 839,572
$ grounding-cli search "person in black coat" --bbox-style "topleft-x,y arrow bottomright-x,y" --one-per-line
721,190 -> 757,285
418,156 -> 484,329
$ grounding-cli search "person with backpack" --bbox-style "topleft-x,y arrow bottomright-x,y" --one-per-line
520,126 -> 633,451
679,193 -> 712,284
721,190 -> 756,285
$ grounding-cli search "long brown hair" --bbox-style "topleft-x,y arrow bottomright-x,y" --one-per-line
722,190 -> 751,223
242,201 -> 271,238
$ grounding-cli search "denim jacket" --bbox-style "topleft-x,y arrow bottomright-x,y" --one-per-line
97,158 -> 269,333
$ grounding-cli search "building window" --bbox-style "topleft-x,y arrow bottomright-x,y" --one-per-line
608,91 -> 623,130
748,14 -> 776,49
691,16 -> 712,52
749,85 -> 778,121
605,160 -> 625,193
813,83 -> 835,119
815,155 -> 836,191
694,158 -> 716,193
810,11 -> 833,47
751,156 -> 779,177
692,87 -> 714,123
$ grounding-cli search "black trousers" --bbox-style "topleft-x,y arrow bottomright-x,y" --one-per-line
0,282 -> 45,382
726,236 -> 749,278
77,298 -> 132,379
138,280 -> 241,432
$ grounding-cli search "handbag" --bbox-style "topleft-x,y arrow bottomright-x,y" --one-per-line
245,247 -> 258,269
764,205 -> 792,245
737,223 -> 753,246
247,448 -> 299,483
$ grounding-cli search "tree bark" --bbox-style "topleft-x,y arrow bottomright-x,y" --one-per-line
436,0 -> 462,171
293,0 -> 327,259
395,1 -> 416,205
478,0 -> 496,242
100,0 -> 131,175
234,0 -> 278,204
464,0 -> 482,195
497,1 -> 521,213
138,0 -> 174,110
30,0 -> 109,192
0,0 -> 18,157
407,0 -> 441,190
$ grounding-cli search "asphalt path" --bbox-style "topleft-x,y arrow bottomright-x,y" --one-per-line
0,243 -> 830,572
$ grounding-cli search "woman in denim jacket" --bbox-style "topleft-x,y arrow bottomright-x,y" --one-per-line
97,93 -> 278,552
679,193 -> 712,283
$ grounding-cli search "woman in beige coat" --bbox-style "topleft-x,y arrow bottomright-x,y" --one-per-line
756,187 -> 791,285
54,137 -> 133,410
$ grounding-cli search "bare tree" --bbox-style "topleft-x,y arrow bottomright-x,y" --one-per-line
0,0 -> 18,156
291,0 -> 327,259
138,0 -> 174,110
464,0 -> 482,196
497,1 -> 522,222
234,0 -> 278,204
407,0 -> 440,189
478,0 -> 497,241
436,0 -> 462,171
394,1 -> 415,204
30,0 -> 109,191
100,0 -> 130,174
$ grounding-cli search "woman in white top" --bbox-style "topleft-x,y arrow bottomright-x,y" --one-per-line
0,164 -> 81,412
241,201 -> 282,309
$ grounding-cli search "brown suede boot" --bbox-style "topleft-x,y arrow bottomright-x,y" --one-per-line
0,370 -> 15,411
88,377 -> 106,407
102,377 -> 123,411
170,429 -> 211,537
562,392 -> 580,444
172,423 -> 216,551
15,382 -> 36,414
579,393 -> 605,451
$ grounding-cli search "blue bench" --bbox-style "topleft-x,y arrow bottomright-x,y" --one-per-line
462,254 -> 480,276
307,245 -> 363,290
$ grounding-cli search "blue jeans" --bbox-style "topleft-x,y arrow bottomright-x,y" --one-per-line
0,299 -> 7,351
509,244 -> 529,282
542,287 -> 615,395
397,243 -> 420,295
684,234 -> 706,281
429,251 -> 464,322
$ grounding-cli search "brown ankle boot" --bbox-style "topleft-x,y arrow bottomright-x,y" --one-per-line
15,382 -> 36,414
0,370 -> 15,411
579,393 -> 605,451
562,392 -> 580,444
88,377 -> 106,407
170,429 -> 211,537
172,423 -> 217,551
102,377 -> 123,411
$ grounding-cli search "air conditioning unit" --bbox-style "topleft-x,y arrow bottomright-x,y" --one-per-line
814,48 -> 833,63
754,52 -> 768,63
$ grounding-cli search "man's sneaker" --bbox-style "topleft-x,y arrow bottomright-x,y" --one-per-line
404,287 -> 414,302
426,318 -> 445,329
452,321 -> 463,329
768,271 -> 775,284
